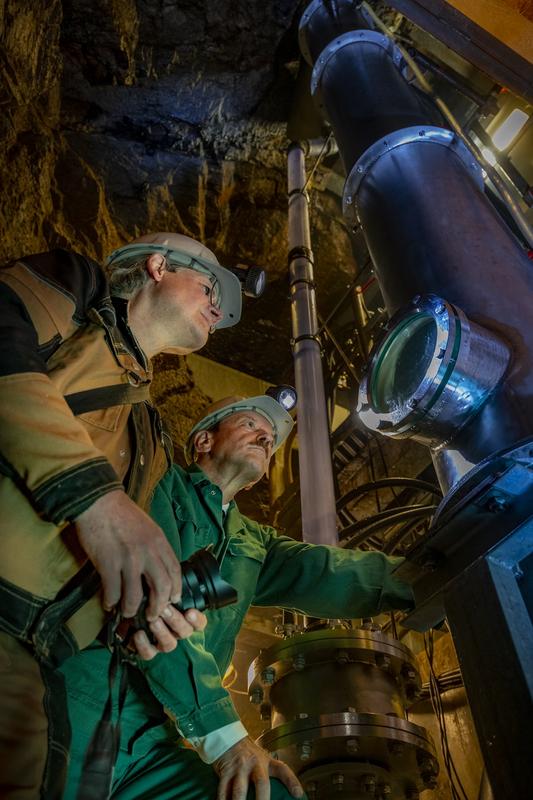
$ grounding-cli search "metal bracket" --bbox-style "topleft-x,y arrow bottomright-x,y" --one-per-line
290,333 -> 322,349
288,245 -> 314,264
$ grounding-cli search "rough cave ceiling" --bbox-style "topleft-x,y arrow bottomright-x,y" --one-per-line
3,1 -> 531,387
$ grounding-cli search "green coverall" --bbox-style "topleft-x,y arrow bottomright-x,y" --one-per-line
60,465 -> 414,798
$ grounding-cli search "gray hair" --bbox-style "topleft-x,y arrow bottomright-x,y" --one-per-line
106,254 -> 188,299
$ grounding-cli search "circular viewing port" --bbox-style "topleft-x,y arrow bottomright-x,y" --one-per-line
370,313 -> 438,413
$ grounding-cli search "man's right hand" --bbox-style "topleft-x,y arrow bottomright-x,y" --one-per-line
213,736 -> 304,800
75,489 -> 182,621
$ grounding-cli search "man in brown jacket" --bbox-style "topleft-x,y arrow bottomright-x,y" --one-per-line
0,232 -> 242,798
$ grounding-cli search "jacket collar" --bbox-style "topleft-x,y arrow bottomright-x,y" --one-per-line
185,464 -> 246,536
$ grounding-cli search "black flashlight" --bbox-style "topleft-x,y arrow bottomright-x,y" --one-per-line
229,264 -> 267,298
266,385 -> 298,411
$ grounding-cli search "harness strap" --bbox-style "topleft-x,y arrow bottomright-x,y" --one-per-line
64,383 -> 151,415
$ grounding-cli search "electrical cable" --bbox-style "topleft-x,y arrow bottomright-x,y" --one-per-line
367,437 -> 382,512
301,131 -> 334,195
337,477 -> 442,510
371,435 -> 400,499
424,632 -> 471,800
341,504 -> 438,549
383,514 -> 431,554
389,610 -> 398,640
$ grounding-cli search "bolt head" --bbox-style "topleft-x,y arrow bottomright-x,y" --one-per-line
346,738 -> 359,754
250,687 -> 263,704
261,667 -> 275,685
361,774 -> 377,794
299,741 -> 312,761
487,495 -> 508,513
293,654 -> 306,671
388,740 -> 404,755
336,649 -> 350,665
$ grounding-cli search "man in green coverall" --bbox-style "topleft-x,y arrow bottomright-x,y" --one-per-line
61,395 -> 414,800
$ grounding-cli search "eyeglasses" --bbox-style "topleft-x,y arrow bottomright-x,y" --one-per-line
165,253 -> 221,309
205,278 -> 221,310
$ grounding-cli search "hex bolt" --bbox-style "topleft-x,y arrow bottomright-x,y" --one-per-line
376,654 -> 392,671
388,740 -> 404,755
261,667 -> 275,685
336,649 -> 350,665
346,738 -> 359,754
361,774 -> 377,794
249,687 -> 263,704
487,495 -> 508,513
381,784 -> 392,796
293,653 -> 306,671
259,703 -> 271,721
332,773 -> 345,790
299,741 -> 312,761
297,712 -> 309,719
306,781 -> 317,798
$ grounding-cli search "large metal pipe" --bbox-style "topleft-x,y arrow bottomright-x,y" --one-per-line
300,21 -> 533,490
309,30 -> 444,173
288,143 -> 338,545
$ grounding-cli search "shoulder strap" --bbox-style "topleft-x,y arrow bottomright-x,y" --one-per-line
64,383 -> 151,415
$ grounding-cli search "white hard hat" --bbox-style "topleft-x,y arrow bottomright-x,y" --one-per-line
185,395 -> 294,463
105,232 -> 242,329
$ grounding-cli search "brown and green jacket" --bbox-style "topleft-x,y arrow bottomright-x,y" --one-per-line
0,249 -> 169,658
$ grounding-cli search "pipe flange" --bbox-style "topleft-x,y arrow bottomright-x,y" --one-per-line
343,126 -> 484,223
298,0 -> 373,65
356,294 -> 511,447
310,30 -> 404,97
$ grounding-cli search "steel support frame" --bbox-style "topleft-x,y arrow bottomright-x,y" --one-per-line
444,524 -> 533,799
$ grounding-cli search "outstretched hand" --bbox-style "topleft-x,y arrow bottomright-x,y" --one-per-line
75,489 -> 182,621
213,736 -> 304,800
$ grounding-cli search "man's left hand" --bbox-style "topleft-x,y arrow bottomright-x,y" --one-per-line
213,736 -> 304,800
132,606 -> 207,660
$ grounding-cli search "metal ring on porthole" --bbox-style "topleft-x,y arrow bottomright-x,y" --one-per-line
310,29 -> 404,97
356,294 -> 511,448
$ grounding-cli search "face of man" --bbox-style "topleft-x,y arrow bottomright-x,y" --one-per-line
156,268 -> 223,353
199,410 -> 275,486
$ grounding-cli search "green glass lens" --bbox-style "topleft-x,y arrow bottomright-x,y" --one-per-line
371,313 -> 438,412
